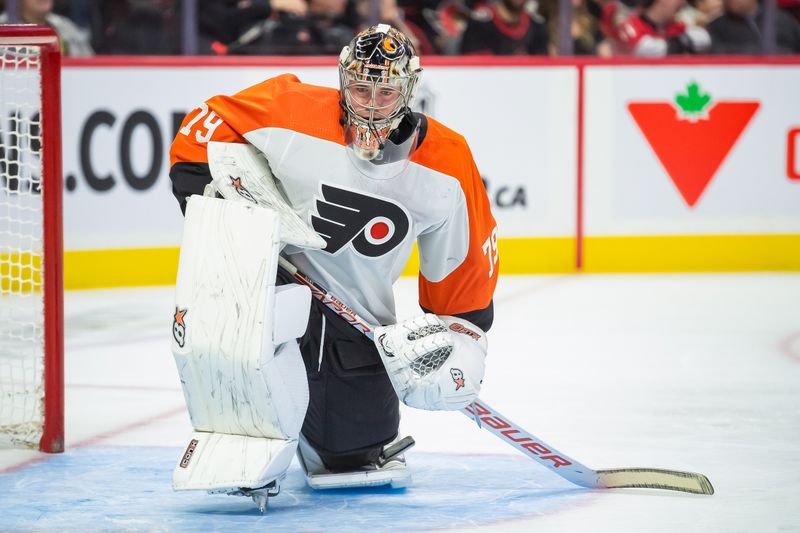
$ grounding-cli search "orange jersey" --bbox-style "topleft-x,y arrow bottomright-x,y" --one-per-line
170,74 -> 498,328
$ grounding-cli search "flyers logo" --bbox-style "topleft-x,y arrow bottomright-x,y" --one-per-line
311,183 -> 410,257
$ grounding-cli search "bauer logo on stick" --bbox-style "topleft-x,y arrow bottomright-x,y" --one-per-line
450,368 -> 465,390
173,308 -> 188,348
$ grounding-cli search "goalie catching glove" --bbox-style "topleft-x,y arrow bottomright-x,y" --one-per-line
374,314 -> 487,411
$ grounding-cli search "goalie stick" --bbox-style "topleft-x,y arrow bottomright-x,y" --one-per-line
278,256 -> 714,495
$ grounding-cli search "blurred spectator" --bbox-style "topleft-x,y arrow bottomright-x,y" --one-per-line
459,0 -> 549,54
600,0 -> 711,55
199,0 -> 273,49
395,0 -> 476,54
198,0 -> 319,54
539,0 -> 612,55
308,0 -> 360,52
676,0 -> 723,27
207,0 -> 359,55
706,0 -> 800,53
397,0 -> 447,53
92,0 -> 180,54
782,0 -> 800,23
0,0 -> 93,55
356,0 -> 422,50
53,0 -> 91,30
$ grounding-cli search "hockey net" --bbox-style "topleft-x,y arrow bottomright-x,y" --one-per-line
0,27 -> 63,453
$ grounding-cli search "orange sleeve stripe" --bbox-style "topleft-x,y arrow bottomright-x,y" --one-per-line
414,118 -> 498,315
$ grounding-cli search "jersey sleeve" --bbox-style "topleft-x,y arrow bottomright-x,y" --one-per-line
169,74 -> 335,214
416,139 -> 498,331
169,103 -> 247,214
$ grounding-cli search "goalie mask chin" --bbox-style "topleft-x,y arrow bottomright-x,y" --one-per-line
339,24 -> 422,178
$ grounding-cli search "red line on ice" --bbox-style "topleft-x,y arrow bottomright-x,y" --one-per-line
0,405 -> 186,475
779,331 -> 800,363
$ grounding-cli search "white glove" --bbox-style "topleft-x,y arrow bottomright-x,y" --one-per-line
374,314 -> 487,411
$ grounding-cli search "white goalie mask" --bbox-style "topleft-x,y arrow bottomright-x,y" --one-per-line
338,24 -> 423,170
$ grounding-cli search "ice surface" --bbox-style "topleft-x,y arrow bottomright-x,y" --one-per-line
1,274 -> 799,532
0,447 -> 589,532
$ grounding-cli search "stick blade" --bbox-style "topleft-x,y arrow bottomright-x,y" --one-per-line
597,468 -> 714,495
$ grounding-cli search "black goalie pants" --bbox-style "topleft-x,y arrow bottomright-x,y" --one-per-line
277,268 -> 400,472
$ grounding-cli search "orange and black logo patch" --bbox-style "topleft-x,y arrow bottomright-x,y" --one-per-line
450,368 -> 465,390
173,308 -> 188,348
230,176 -> 256,203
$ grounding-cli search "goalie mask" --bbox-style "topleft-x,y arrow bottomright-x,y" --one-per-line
338,24 -> 422,172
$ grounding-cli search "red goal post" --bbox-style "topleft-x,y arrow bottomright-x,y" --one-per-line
0,25 -> 64,453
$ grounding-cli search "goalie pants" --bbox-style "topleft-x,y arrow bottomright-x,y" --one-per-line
277,268 -> 400,472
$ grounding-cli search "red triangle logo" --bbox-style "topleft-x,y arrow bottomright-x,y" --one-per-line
628,101 -> 759,207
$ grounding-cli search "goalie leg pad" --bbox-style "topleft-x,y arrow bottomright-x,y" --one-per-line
172,196 -> 311,490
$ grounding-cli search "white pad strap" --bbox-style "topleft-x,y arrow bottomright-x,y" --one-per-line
374,314 -> 487,411
206,141 -> 326,250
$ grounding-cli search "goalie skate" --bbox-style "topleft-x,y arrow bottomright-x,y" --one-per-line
296,435 -> 415,490
214,479 -> 282,513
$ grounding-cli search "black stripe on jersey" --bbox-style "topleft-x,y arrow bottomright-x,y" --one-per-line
390,112 -> 428,149
170,162 -> 213,215
422,300 -> 494,332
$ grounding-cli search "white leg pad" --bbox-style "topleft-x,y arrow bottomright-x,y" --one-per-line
173,431 -> 297,491
171,196 -> 311,491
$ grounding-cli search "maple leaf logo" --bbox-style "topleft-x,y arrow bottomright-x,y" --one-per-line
628,82 -> 760,207
675,82 -> 711,119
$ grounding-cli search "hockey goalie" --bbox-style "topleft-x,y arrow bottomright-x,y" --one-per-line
168,24 -> 498,510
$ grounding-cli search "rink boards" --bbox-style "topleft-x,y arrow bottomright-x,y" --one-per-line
51,58 -> 800,287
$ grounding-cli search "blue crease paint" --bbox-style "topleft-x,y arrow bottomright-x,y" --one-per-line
0,447 -> 589,532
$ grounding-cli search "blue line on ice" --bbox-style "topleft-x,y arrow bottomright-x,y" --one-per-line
0,446 -> 590,532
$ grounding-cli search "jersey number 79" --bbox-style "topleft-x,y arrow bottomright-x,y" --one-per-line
179,103 -> 224,143
482,226 -> 499,278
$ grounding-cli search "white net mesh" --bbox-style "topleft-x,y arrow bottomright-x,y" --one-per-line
0,45 -> 45,449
